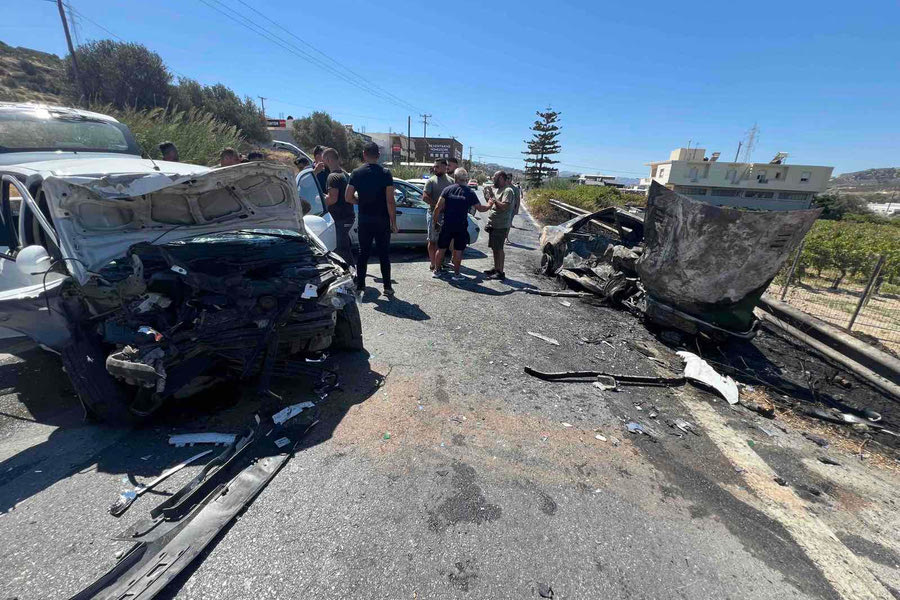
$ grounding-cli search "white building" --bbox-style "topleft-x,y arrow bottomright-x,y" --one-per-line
578,174 -> 621,187
646,148 -> 833,210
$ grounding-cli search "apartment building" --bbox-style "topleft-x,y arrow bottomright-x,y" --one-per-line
646,148 -> 833,210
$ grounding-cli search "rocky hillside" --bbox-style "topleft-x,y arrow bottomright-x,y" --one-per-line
829,167 -> 900,199
0,42 -> 66,104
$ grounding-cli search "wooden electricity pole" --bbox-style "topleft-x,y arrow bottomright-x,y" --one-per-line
57,0 -> 85,102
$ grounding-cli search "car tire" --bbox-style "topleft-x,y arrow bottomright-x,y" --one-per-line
330,301 -> 364,351
60,335 -> 147,427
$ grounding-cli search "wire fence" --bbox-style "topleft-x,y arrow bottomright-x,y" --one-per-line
766,248 -> 900,356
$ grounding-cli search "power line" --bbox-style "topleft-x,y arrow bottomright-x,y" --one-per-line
196,0 -> 421,115
231,0 -> 423,115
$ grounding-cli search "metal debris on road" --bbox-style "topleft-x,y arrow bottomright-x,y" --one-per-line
817,456 -> 841,466
593,376 -> 618,392
538,582 -> 554,598
666,418 -> 699,436
802,432 -> 830,447
168,433 -> 237,447
527,331 -> 560,346
758,425 -> 777,437
774,476 -> 788,486
271,401 -> 316,425
676,351 -> 739,405
524,366 -> 684,387
558,300 -> 572,307
625,421 -> 657,441
108,450 -> 212,517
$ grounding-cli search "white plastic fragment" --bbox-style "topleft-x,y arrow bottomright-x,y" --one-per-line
527,331 -> 560,346
676,351 -> 739,405
272,401 -> 316,425
274,437 -> 291,448
168,433 -> 236,447
170,265 -> 187,275
301,283 -> 318,299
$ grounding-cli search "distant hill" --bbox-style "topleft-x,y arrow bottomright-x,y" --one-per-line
0,42 -> 67,104
829,167 -> 900,202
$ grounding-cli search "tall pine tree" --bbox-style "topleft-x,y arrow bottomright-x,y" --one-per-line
522,107 -> 562,187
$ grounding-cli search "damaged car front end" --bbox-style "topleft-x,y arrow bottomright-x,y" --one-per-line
0,162 -> 360,424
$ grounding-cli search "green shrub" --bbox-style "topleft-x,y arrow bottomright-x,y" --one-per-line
526,185 -> 645,221
92,104 -> 243,166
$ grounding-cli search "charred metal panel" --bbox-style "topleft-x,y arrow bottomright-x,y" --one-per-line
637,182 -> 820,332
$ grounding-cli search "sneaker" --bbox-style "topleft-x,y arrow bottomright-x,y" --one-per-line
383,287 -> 395,297
432,270 -> 444,279
451,274 -> 465,282
495,271 -> 506,281
483,268 -> 497,276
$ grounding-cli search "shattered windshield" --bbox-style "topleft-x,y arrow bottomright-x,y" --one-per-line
0,111 -> 141,155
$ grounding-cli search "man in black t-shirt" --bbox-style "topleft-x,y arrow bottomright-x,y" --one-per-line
346,142 -> 398,296
432,168 -> 492,280
313,145 -> 329,192
323,148 -> 355,265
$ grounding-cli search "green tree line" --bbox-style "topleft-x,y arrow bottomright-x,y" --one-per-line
67,40 -> 269,142
796,220 -> 900,291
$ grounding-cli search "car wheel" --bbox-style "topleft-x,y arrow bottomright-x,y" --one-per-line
540,245 -> 559,276
60,334 -> 148,427
330,301 -> 364,351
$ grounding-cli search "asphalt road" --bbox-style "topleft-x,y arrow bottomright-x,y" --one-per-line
1,198 -> 899,599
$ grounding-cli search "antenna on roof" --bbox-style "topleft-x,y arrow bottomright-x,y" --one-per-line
741,123 -> 759,163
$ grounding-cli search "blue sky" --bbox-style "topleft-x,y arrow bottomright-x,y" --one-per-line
4,0 -> 898,176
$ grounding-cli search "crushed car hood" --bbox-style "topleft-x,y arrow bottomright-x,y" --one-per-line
41,162 -> 307,284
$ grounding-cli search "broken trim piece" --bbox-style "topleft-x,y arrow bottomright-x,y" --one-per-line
523,366 -> 685,387
108,450 -> 212,517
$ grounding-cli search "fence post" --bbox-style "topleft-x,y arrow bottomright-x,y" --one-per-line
780,239 -> 805,302
847,254 -> 885,332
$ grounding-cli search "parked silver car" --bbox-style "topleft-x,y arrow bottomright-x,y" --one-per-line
297,169 -> 480,249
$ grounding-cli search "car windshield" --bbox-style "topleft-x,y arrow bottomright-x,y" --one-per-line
395,181 -> 428,208
0,111 -> 141,155
297,170 -> 325,215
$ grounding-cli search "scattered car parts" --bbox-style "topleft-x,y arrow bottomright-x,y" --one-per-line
108,450 -> 212,517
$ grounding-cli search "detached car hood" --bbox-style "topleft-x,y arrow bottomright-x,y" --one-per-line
41,163 -> 307,284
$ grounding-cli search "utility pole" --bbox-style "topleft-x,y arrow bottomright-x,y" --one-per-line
733,141 -> 742,163
420,114 -> 431,139
407,116 -> 411,164
57,0 -> 85,103
258,96 -> 267,119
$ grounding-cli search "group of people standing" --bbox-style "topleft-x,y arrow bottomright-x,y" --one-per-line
423,159 -> 518,281
305,144 -> 522,297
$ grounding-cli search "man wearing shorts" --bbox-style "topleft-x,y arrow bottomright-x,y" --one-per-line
483,170 -> 515,280
432,168 -> 491,281
423,159 -> 452,271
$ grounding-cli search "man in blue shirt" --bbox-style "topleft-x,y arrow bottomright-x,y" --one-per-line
432,168 -> 492,280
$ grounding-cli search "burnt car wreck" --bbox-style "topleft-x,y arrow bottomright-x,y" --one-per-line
539,182 -> 821,340
0,163 -> 360,424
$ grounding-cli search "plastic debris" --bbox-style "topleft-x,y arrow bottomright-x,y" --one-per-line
802,432 -> 829,447
301,283 -> 318,299
562,422 -> 573,428
383,432 -> 391,440
527,331 -> 560,346
595,434 -> 607,441
593,375 -> 618,391
538,582 -> 554,598
271,401 -> 316,425
676,351 -> 739,405
558,300 -> 572,307
667,418 -> 699,436
274,437 -> 291,449
625,422 -> 656,440
758,425 -> 777,437
169,433 -> 237,447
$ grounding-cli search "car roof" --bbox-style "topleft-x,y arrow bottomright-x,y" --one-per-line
0,102 -> 121,123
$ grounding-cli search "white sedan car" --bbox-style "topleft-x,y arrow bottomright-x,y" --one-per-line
297,169 -> 480,251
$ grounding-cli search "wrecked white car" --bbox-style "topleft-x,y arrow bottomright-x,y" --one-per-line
0,105 -> 360,424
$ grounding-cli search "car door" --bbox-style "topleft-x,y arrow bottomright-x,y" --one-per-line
296,169 -> 336,251
392,180 -> 428,245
